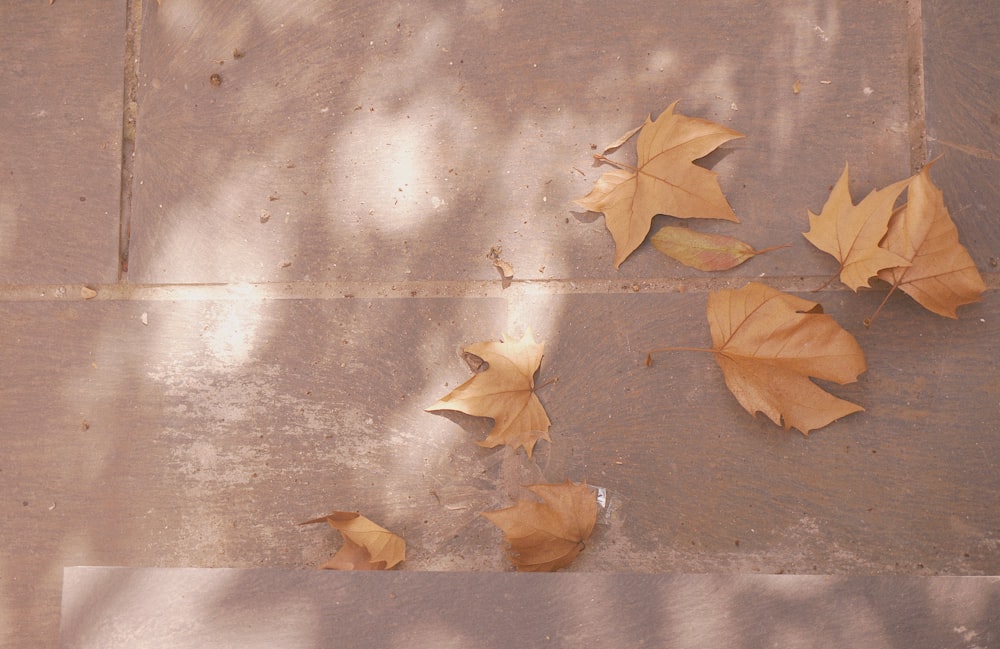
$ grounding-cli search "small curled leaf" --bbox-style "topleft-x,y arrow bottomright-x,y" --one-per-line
300,511 -> 405,570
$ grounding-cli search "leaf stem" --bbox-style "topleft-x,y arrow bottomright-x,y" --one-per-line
535,376 -> 559,391
645,346 -> 715,367
864,282 -> 899,328
593,153 -> 637,173
752,242 -> 792,256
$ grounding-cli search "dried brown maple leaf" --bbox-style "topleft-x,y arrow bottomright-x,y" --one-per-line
871,159 -> 985,321
575,101 -> 744,268
650,226 -> 789,271
481,480 -> 597,572
648,282 -> 867,434
300,511 -> 405,570
426,329 -> 551,456
803,163 -> 912,290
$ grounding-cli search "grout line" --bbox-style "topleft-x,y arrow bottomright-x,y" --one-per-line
925,136 -> 1000,163
0,276 -> 995,303
117,0 -> 143,282
0,278 -> 822,303
906,0 -> 928,173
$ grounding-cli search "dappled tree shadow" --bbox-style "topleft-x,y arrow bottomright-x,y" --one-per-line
60,569 -> 1000,647
3,1 -> 999,646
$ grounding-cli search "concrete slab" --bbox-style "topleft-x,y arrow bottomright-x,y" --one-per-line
541,289 -> 1000,574
922,0 -> 1000,270
0,2 -> 996,649
3,290 -> 999,647
0,295 -> 507,646
0,2 -> 125,284
128,0 -> 913,284
60,568 -> 1000,648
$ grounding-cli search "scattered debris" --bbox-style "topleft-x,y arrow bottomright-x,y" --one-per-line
487,246 -> 514,288
80,286 -> 97,300
210,73 -> 222,87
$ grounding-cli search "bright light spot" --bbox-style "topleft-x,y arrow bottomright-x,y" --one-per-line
507,292 -> 565,349
391,621 -> 479,649
201,289 -> 261,368
331,97 -> 455,236
648,48 -> 677,73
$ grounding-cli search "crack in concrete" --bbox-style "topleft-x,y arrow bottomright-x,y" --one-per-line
118,0 -> 143,281
0,274 -> 995,304
906,0 -> 928,173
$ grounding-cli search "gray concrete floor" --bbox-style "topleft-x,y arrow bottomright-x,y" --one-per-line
1,1 -> 998,647
59,568 -> 1000,648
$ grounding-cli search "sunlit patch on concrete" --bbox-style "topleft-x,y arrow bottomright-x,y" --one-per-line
0,197 -> 18,271
200,292 -> 262,368
329,96 -> 458,238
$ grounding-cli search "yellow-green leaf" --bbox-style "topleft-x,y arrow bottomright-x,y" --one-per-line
650,226 -> 787,271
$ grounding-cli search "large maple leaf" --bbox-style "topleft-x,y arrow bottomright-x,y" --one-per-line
426,330 -> 551,456
481,480 -> 597,572
649,282 -> 867,434
575,101 -> 744,268
803,163 -> 912,290
299,511 -> 405,570
874,160 -> 985,319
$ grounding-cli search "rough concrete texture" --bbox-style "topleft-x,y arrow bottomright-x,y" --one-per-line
0,1 -> 997,647
60,568 -> 1000,648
